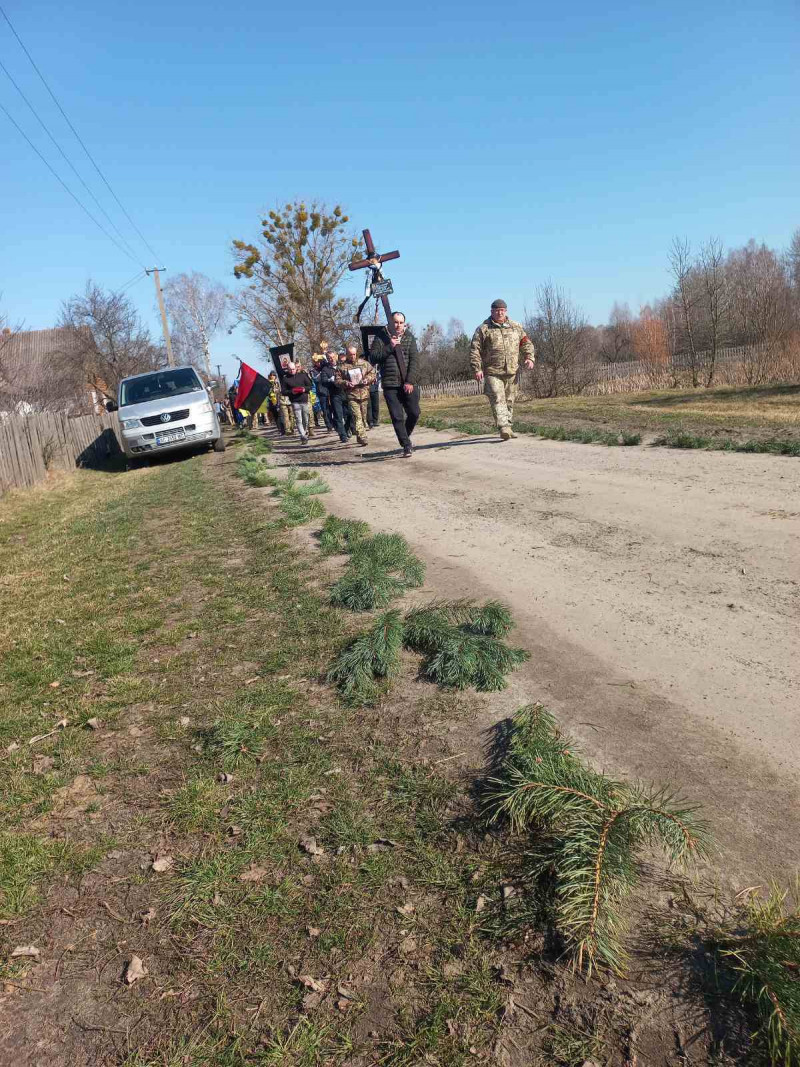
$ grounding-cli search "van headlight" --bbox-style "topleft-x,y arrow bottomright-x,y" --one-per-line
195,400 -> 213,415
121,418 -> 141,430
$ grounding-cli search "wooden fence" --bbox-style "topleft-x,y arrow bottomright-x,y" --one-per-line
418,343 -> 795,401
0,411 -> 121,496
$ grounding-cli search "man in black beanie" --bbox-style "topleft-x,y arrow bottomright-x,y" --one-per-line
468,299 -> 535,440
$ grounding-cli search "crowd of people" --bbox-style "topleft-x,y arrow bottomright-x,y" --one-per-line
227,300 -> 535,457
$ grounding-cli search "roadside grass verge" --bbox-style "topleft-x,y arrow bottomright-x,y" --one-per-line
653,431 -> 800,456
418,413 -> 641,447
0,455 -> 526,1064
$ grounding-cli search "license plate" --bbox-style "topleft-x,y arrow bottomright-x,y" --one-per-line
156,430 -> 185,445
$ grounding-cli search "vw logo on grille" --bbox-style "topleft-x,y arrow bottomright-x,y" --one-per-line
160,413 -> 171,423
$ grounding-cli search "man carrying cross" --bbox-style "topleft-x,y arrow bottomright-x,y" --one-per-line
368,312 -> 419,458
349,230 -> 419,458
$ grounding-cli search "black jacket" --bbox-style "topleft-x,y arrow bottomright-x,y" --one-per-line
314,361 -> 337,394
282,371 -> 312,400
370,333 -> 418,388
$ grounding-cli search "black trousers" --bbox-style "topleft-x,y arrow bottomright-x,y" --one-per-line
367,383 -> 380,427
268,402 -> 285,434
383,386 -> 419,447
329,392 -> 350,442
316,391 -> 334,430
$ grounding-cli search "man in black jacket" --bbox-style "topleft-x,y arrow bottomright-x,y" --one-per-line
369,311 -> 419,458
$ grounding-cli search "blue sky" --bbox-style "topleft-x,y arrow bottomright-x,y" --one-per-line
1,0 -> 798,383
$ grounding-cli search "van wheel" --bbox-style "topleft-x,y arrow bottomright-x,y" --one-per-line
212,436 -> 227,453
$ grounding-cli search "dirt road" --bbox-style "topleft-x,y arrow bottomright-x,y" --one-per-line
271,424 -> 800,881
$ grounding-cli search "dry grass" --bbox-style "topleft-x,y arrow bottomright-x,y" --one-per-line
424,383 -> 800,439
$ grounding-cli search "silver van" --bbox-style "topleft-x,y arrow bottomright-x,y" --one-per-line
110,365 -> 226,462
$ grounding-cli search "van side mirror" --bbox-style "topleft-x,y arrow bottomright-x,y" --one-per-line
105,400 -> 118,413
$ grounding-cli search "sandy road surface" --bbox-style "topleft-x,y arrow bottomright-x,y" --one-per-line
268,423 -> 800,881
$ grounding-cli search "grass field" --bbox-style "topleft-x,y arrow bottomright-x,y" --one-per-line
422,383 -> 800,441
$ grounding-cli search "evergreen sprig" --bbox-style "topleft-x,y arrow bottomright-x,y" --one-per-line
329,530 -> 425,612
716,884 -> 800,1065
326,609 -> 405,706
319,515 -> 370,556
487,704 -> 711,975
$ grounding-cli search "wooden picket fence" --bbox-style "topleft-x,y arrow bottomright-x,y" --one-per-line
0,411 -> 121,496
417,343 -> 795,400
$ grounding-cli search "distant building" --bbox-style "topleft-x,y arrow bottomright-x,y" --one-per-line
0,326 -> 102,415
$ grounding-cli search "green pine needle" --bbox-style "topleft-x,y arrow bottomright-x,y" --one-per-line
486,704 -> 711,975
716,883 -> 800,1065
319,515 -> 370,556
327,610 -> 405,705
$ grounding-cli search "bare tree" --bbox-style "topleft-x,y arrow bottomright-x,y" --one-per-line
698,238 -> 728,386
526,282 -> 590,397
599,302 -> 634,363
58,281 -> 165,401
163,271 -> 230,378
668,238 -> 702,386
726,241 -> 794,382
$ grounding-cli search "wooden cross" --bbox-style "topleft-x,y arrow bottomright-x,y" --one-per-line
349,228 -> 400,326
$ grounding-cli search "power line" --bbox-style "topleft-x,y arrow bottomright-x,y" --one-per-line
0,57 -> 145,266
118,269 -> 147,294
0,98 -> 143,264
0,4 -> 162,264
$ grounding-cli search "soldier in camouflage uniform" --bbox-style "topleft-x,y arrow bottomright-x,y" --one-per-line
469,299 -> 535,440
336,344 -> 376,447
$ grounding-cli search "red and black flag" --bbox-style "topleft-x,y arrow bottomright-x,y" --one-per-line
234,362 -> 271,413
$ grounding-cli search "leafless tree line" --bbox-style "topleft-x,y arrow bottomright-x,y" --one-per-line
413,228 -> 800,395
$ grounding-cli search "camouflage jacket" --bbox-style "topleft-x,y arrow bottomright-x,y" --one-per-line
335,358 -> 376,401
468,318 -> 535,377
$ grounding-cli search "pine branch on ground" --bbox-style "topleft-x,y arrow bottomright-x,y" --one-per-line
319,515 -> 371,556
714,883 -> 800,1066
327,610 -> 405,706
486,704 -> 711,976
403,600 -> 524,691
330,531 -> 425,612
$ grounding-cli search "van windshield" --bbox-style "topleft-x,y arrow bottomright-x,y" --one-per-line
120,368 -> 203,407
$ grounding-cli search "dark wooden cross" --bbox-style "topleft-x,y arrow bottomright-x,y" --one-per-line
349,228 -> 400,326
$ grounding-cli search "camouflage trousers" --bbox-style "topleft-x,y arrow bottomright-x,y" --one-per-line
484,374 -> 517,429
348,396 -> 369,442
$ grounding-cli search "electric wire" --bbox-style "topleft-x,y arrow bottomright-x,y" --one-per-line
118,270 -> 147,294
0,4 -> 162,264
0,98 -> 143,265
0,57 -> 145,266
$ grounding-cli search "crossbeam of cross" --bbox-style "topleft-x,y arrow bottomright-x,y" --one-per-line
348,229 -> 400,326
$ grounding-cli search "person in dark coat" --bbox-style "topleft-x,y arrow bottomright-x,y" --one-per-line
369,311 -> 419,457
282,361 -> 313,444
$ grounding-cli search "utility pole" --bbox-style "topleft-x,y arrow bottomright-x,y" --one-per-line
146,267 -> 174,367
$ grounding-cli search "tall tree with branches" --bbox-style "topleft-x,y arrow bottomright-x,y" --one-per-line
231,200 -> 359,357
163,271 -> 230,378
58,281 -> 164,401
526,282 -> 590,397
698,238 -> 728,386
668,237 -> 702,387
